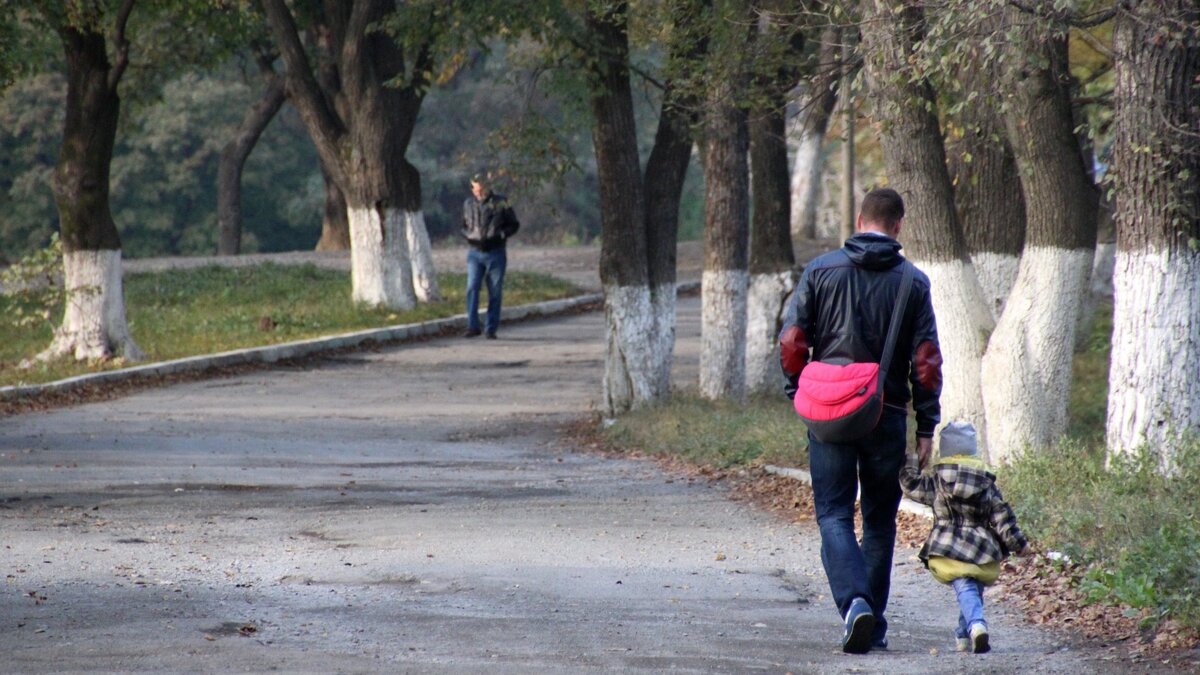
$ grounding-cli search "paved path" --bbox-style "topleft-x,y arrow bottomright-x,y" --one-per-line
0,297 -> 1123,673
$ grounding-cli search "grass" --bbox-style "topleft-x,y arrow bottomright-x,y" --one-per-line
0,263 -> 581,388
602,393 -> 808,469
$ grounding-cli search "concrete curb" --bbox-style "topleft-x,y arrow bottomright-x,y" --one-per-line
1,280 -> 704,402
763,463 -> 933,519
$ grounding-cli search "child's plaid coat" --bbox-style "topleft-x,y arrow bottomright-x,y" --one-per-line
899,452 -> 1028,565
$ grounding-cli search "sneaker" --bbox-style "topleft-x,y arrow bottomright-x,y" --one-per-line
871,636 -> 888,651
463,328 -> 482,338
955,636 -> 970,652
841,598 -> 875,654
485,331 -> 497,340
969,622 -> 990,654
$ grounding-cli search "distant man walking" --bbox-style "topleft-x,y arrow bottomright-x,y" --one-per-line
778,187 -> 943,653
461,171 -> 520,339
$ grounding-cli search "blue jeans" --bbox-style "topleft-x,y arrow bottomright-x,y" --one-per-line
952,577 -> 986,637
466,248 -> 506,334
808,410 -> 907,641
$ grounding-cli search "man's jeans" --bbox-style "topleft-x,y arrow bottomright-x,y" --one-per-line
952,577 -> 986,637
808,410 -> 907,640
466,247 -> 506,334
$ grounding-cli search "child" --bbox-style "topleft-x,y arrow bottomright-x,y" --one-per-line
899,421 -> 1028,654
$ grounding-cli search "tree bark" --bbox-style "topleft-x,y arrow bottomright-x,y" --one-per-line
315,160 -> 350,250
586,3 -> 662,415
700,84 -> 750,401
38,3 -> 143,363
982,17 -> 1099,462
746,12 -> 800,395
859,0 -> 993,445
217,68 -> 285,256
789,26 -> 839,239
260,0 -> 437,307
946,55 -> 1026,320
1106,1 -> 1200,467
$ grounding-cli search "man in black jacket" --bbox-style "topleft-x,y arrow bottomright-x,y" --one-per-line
461,171 -> 520,338
778,187 -> 943,653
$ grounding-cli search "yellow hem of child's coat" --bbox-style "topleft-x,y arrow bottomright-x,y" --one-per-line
928,556 -> 1001,585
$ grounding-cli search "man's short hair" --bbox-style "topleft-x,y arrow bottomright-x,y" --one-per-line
470,169 -> 490,184
860,188 -> 905,229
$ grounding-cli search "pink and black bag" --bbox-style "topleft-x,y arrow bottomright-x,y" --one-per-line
793,262 -> 914,444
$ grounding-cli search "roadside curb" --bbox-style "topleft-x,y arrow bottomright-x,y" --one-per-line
763,463 -> 933,519
0,280 -> 703,403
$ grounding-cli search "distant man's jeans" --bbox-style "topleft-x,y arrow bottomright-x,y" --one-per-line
466,248 -> 507,334
807,409 -> 906,640
952,577 -> 986,637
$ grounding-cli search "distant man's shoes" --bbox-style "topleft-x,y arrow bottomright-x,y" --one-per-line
485,331 -> 497,340
464,328 -> 482,338
842,597 -> 875,654
969,622 -> 990,654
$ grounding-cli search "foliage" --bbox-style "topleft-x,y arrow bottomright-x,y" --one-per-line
0,264 -> 580,387
601,392 -> 807,469
1002,437 -> 1200,630
0,232 -> 62,331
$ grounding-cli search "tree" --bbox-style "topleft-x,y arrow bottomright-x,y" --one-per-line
699,0 -> 753,401
789,24 -> 840,240
259,0 -> 439,308
981,10 -> 1099,461
746,7 -> 801,395
1106,0 -> 1200,467
859,0 -> 993,439
34,1 -> 144,361
217,46 -> 285,256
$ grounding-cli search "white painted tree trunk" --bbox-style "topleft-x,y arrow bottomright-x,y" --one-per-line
348,205 -> 417,310
745,270 -> 798,394
969,251 -> 1020,321
1106,249 -> 1200,467
789,131 -> 824,239
700,270 -> 749,401
981,247 -> 1093,463
36,249 -> 143,362
918,258 -> 994,450
403,210 -> 441,302
603,283 -> 675,416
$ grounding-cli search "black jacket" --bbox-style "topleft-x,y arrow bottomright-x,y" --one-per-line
462,192 -> 519,252
779,233 -> 942,437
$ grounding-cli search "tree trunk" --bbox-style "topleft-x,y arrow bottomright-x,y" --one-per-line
586,3 -> 663,415
981,20 -> 1100,462
217,73 -> 286,256
746,15 -> 800,395
700,87 -> 750,401
315,161 -> 350,250
38,8 -> 143,363
789,26 -> 839,239
1106,1 -> 1200,467
946,58 -> 1026,321
260,0 -> 432,309
859,0 -> 993,445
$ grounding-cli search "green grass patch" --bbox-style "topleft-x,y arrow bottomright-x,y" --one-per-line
1001,437 -> 1200,630
602,392 -> 807,469
0,263 -> 580,387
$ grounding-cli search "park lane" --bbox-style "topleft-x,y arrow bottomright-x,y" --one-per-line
0,297 -> 1121,673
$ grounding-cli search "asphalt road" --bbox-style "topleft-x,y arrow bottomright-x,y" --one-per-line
0,296 -> 1127,673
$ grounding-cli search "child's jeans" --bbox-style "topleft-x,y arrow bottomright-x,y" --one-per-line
952,577 -> 987,637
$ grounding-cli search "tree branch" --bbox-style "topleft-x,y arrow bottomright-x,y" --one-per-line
1007,0 -> 1119,28
107,0 -> 135,90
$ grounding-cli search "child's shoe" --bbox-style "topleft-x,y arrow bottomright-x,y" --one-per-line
969,622 -> 990,653
955,636 -> 970,652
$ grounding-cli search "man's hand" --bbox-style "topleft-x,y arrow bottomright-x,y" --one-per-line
916,436 -> 933,470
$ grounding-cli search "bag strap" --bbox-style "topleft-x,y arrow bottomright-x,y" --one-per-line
878,261 -> 915,378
